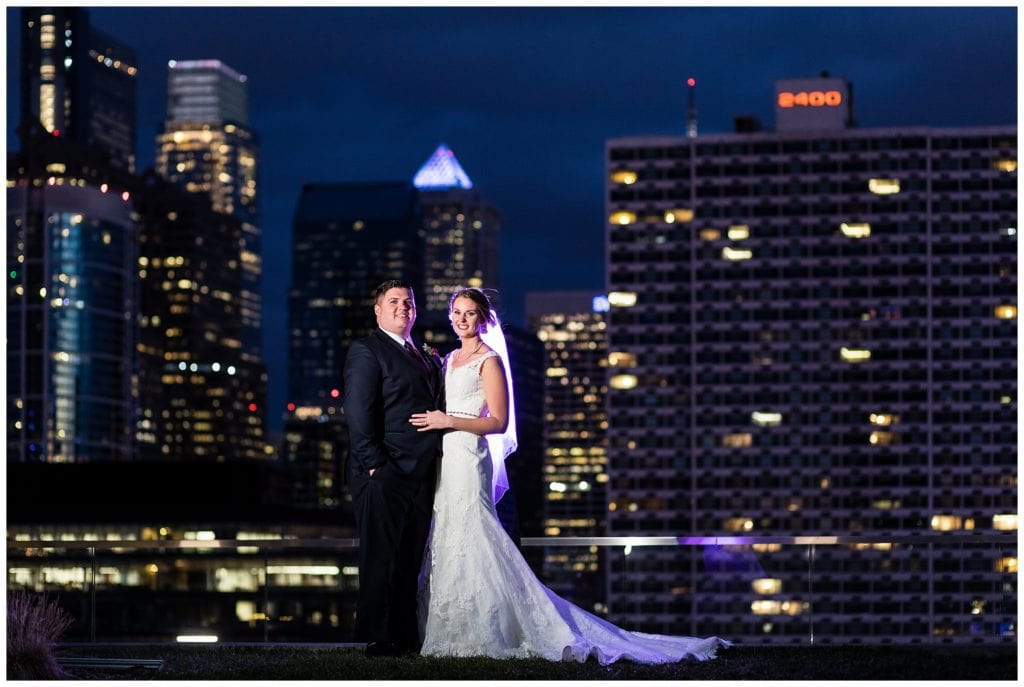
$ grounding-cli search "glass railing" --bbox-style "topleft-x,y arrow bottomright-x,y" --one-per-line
7,534 -> 1016,645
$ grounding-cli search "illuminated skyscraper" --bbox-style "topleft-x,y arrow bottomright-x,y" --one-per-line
7,125 -> 138,463
155,60 -> 261,360
413,143 -> 501,327
135,175 -> 269,462
286,182 -> 422,509
605,76 -> 1016,644
526,291 -> 610,614
19,7 -> 138,172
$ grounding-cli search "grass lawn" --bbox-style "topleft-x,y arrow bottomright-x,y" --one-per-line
54,643 -> 1017,681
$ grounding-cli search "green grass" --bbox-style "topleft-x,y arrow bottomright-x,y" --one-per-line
55,644 -> 1017,681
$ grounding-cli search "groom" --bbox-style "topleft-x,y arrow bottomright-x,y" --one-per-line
343,279 -> 444,657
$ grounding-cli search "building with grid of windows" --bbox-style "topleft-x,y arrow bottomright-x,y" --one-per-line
18,7 -> 138,173
413,143 -> 502,331
603,76 -> 1016,644
155,59 -> 262,360
526,291 -> 610,614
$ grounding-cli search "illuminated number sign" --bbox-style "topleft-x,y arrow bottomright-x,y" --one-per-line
777,90 -> 843,108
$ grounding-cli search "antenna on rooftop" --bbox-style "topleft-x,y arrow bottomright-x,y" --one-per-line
686,77 -> 698,139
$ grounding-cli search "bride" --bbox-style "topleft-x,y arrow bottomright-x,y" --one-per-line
408,287 -> 729,664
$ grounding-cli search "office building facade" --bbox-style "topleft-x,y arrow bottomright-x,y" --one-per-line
155,60 -> 262,360
526,291 -> 610,613
19,7 -> 138,173
604,76 -> 1016,643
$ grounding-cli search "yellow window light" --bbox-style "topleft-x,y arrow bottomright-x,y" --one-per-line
724,517 -> 755,532
546,367 -> 568,377
609,211 -> 637,225
751,578 -> 782,595
751,411 -> 782,426
751,600 -> 781,615
609,374 -> 638,390
664,208 -> 694,224
868,178 -> 900,195
992,514 -> 1017,531
607,291 -> 638,307
840,347 -> 871,363
699,228 -> 721,241
868,431 -> 896,446
930,514 -> 962,531
995,557 -> 1018,573
727,224 -> 750,240
869,413 -> 899,426
992,159 -> 1017,173
722,433 -> 752,448
722,246 -> 753,261
610,170 -> 638,185
607,352 -> 637,367
994,304 -> 1016,320
840,222 -> 871,238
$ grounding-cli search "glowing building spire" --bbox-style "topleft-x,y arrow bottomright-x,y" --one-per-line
413,143 -> 474,190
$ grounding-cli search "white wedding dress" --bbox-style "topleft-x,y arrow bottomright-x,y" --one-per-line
418,351 -> 729,664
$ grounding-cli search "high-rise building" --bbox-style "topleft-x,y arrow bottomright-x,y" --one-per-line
19,7 -> 138,172
413,143 -> 501,328
526,291 -> 610,613
7,124 -> 139,463
286,182 -> 422,508
604,76 -> 1016,644
134,174 -> 269,462
155,60 -> 261,360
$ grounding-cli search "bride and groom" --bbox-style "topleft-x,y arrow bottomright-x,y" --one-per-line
343,280 -> 728,663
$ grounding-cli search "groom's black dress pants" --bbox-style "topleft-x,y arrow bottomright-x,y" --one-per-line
350,462 -> 434,649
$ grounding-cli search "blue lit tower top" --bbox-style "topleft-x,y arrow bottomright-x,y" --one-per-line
413,143 -> 474,190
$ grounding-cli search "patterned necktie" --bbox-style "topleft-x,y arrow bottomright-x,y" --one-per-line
404,340 -> 430,377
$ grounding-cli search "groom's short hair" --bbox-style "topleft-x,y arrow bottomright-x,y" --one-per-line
374,279 -> 415,303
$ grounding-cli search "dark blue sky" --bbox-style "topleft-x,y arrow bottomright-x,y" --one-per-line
6,6 -> 1017,430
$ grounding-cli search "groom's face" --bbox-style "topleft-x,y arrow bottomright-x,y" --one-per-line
375,287 -> 416,338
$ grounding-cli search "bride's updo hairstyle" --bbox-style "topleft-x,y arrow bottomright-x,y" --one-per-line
448,287 -> 498,333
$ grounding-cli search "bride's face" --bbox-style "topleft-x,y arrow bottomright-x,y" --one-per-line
450,296 -> 483,339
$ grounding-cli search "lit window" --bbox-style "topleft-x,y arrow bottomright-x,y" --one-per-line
609,170 -> 637,185
699,228 -> 721,241
868,178 -> 900,195
724,517 -> 754,532
722,433 -> 752,448
664,208 -> 694,224
727,224 -> 750,240
752,578 -> 782,594
751,411 -> 782,426
722,247 -> 752,261
992,514 -> 1017,531
609,374 -> 638,390
992,159 -> 1017,173
607,291 -> 637,307
548,482 -> 567,493
840,222 -> 871,238
751,600 -> 780,615
868,431 -> 896,446
931,514 -> 962,531
995,557 -> 1018,573
609,211 -> 636,225
994,304 -> 1016,319
872,499 -> 901,510
546,367 -> 568,377
869,413 -> 898,426
607,352 -> 637,367
840,347 -> 871,363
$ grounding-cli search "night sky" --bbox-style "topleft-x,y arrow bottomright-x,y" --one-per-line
5,6 -> 1017,431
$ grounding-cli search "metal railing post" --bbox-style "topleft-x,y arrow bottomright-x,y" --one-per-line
807,543 -> 814,645
89,546 -> 97,642
263,551 -> 270,643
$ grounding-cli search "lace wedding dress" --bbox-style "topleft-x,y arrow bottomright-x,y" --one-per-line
418,351 -> 729,664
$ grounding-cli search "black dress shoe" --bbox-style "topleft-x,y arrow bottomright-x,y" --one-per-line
365,641 -> 401,657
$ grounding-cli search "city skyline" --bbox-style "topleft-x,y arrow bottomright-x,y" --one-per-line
5,5 -> 1017,429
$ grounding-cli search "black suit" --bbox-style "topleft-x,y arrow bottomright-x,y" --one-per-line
343,329 -> 443,649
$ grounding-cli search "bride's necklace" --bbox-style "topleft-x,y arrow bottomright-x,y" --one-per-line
458,341 -> 484,363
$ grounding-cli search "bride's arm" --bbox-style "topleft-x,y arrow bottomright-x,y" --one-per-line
410,356 -> 508,436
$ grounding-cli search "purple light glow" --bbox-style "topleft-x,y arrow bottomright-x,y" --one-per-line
413,143 -> 473,190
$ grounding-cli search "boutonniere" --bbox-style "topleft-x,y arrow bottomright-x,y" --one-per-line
421,343 -> 441,363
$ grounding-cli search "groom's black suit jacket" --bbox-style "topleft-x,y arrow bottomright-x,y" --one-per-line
343,329 -> 444,481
